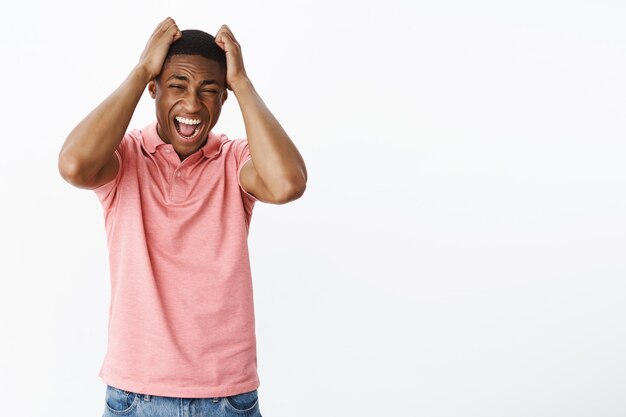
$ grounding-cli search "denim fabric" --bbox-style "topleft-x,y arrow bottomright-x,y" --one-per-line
103,384 -> 262,417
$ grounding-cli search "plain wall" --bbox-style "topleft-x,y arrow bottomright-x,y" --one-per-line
1,0 -> 625,416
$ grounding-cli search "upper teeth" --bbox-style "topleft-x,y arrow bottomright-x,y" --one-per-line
176,116 -> 201,125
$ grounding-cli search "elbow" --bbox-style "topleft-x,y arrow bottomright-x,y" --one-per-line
276,180 -> 306,204
58,152 -> 89,187
292,180 -> 307,200
272,161 -> 307,204
58,153 -> 80,184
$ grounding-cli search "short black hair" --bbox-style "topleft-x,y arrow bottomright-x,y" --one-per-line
165,29 -> 226,70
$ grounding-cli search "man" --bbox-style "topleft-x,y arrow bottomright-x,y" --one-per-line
58,17 -> 307,416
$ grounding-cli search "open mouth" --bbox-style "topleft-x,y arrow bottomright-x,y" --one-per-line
174,116 -> 203,143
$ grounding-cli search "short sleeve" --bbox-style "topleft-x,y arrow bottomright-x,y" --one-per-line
234,139 -> 260,203
92,134 -> 128,211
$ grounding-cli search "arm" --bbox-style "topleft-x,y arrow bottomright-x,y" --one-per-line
58,17 -> 182,188
215,25 -> 307,204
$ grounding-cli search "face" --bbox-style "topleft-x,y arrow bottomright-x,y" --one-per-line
148,54 -> 228,160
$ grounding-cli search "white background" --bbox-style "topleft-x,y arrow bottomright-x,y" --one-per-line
1,0 -> 625,416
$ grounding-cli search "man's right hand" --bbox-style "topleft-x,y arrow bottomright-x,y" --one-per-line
137,17 -> 182,81
58,17 -> 182,189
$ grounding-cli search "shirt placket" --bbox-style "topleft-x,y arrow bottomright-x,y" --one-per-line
163,147 -> 188,203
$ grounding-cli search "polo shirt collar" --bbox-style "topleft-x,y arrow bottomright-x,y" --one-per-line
140,121 -> 225,159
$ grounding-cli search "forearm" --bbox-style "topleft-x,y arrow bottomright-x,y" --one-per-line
233,78 -> 307,194
59,65 -> 150,182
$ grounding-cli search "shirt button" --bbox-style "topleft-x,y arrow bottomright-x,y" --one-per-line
176,172 -> 181,177
165,148 -> 171,153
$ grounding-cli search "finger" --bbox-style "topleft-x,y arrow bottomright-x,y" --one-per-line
215,31 -> 229,48
215,26 -> 226,41
218,25 -> 238,43
161,21 -> 181,41
216,25 -> 232,38
161,20 -> 178,34
159,17 -> 176,30
216,31 -> 238,49
152,18 -> 171,34
172,28 -> 182,42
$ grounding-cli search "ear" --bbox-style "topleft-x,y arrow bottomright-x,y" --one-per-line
148,80 -> 157,99
221,88 -> 228,105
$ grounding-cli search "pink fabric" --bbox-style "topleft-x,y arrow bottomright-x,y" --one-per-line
92,121 -> 260,397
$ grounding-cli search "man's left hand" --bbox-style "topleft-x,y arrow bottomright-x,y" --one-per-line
215,24 -> 249,91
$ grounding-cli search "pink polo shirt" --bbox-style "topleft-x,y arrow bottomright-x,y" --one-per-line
92,121 -> 260,398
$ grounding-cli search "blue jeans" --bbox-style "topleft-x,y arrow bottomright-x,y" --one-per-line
103,384 -> 263,417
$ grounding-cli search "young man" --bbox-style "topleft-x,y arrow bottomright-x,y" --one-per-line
58,17 -> 306,416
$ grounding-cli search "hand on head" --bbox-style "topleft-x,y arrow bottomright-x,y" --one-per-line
137,17 -> 182,81
137,18 -> 250,91
214,24 -> 249,91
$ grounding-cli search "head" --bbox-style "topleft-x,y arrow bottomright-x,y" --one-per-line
148,29 -> 228,160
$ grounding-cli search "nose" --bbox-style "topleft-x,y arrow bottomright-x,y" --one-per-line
181,90 -> 202,114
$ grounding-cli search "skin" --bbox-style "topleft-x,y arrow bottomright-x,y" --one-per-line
58,17 -> 307,204
214,24 -> 307,203
148,55 -> 228,161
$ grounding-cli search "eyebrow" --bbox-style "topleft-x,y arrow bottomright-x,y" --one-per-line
166,74 -> 219,86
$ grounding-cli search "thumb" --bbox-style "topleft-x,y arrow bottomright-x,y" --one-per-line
215,36 -> 226,50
